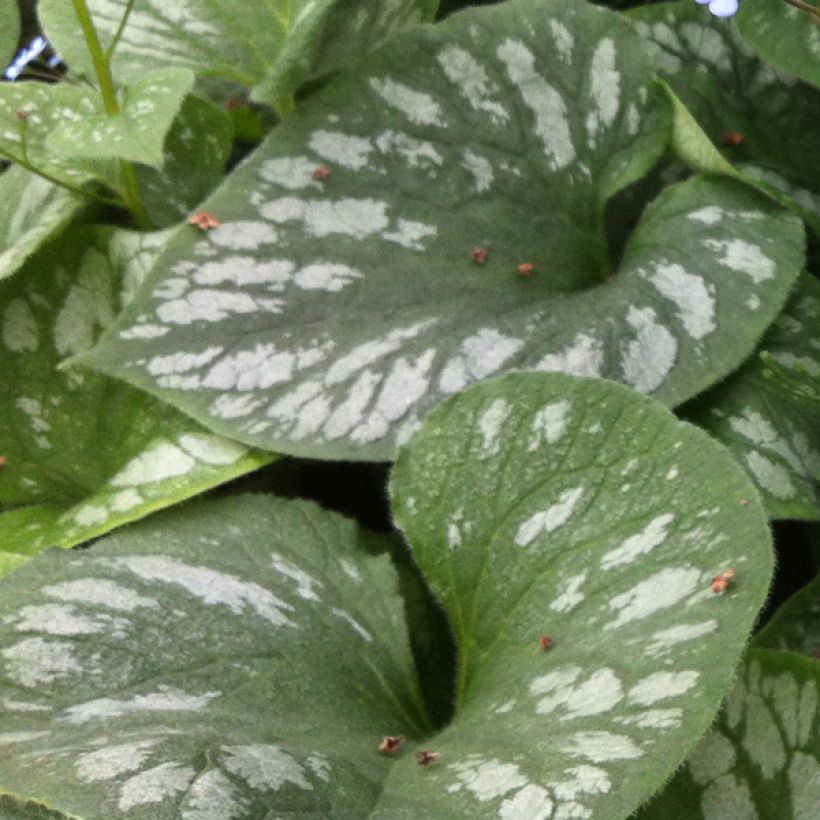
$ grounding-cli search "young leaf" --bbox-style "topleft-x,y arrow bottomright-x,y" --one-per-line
46,68 -> 195,169
683,274 -> 820,520
631,0 -> 820,235
381,371 -> 773,818
0,495 -> 429,818
0,225 -> 272,575
755,574 -> 820,658
0,373 -> 774,818
635,649 -> 820,820
37,0 -> 439,105
0,165 -> 86,282
137,95 -> 235,227
736,0 -> 820,90
78,0 -> 804,461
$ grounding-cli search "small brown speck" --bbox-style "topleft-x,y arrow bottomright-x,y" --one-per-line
225,97 -> 248,110
312,165 -> 332,182
539,635 -> 554,652
188,211 -> 221,231
15,110 -> 29,121
721,131 -> 745,147
417,750 -> 440,766
810,651 -> 820,661
379,735 -> 406,754
517,262 -> 534,278
711,569 -> 736,594
0,455 -> 6,469
471,247 -> 489,264
739,498 -> 750,507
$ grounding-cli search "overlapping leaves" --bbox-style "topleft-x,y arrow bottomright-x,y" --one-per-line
0,225 -> 270,576
683,274 -> 820,520
38,0 -> 440,105
0,371 -> 774,817
80,0 -> 804,461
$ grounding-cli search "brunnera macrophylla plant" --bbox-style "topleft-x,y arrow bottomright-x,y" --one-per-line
0,0 -> 817,818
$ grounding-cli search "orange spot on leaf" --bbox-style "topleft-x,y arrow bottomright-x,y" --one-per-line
711,569 -> 736,594
188,211 -> 221,231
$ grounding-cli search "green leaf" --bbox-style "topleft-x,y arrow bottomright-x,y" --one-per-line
78,0 -> 805,461
631,0 -> 820,235
0,165 -> 86,282
0,225 -> 272,575
635,648 -> 820,820
0,373 -> 774,818
736,0 -> 820,90
137,95 -> 235,227
755,574 -> 820,657
0,81 -> 117,190
46,68 -> 194,169
382,371 -> 774,818
38,0 -> 439,104
0,495 -> 428,818
0,2 -> 20,71
683,274 -> 820,521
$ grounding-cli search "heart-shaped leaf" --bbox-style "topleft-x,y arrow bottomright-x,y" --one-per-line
38,0 -> 439,105
683,274 -> 820,521
0,225 -> 271,576
0,495 -> 430,818
0,372 -> 774,818
631,0 -> 820,235
79,0 -> 805,461
755,573 -> 820,658
137,95 -> 234,228
46,68 -> 194,170
635,648 -> 820,820
0,165 -> 86,282
736,0 -> 820,90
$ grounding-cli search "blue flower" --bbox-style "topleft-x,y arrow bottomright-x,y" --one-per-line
695,0 -> 740,17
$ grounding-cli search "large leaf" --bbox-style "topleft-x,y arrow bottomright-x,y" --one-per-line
0,165 -> 85,282
79,0 -> 804,461
635,648 -> 820,820
736,0 -> 820,90
683,274 -> 820,521
0,372 -> 774,818
38,0 -> 440,105
0,495 -> 430,818
0,225 -> 271,576
755,574 -> 820,658
631,0 -> 820,235
378,371 -> 773,818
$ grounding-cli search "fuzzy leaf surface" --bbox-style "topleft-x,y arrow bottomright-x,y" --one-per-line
632,0 -> 820,235
38,0 -> 439,104
80,0 -> 803,460
0,3 -> 20,70
0,495 -> 428,818
755,574 -> 820,658
635,649 -> 820,820
381,371 -> 774,818
683,274 -> 820,521
0,226 -> 271,574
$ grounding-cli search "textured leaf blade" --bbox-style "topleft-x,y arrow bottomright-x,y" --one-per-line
381,371 -> 774,818
80,0 -> 804,461
46,68 -> 194,169
632,0 -> 820,235
684,274 -> 820,520
635,648 -> 820,820
0,496 -> 428,818
0,226 -> 271,573
0,166 -> 85,282
736,0 -> 820,90
38,0 -> 439,104
0,2 -> 20,70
